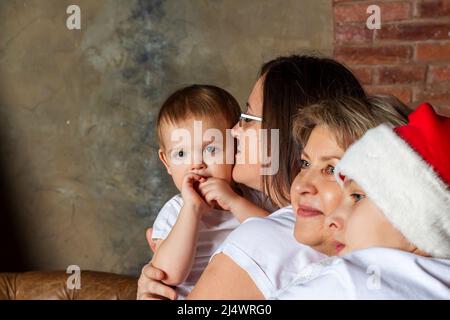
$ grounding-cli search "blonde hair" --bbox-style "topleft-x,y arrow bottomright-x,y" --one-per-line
293,95 -> 410,150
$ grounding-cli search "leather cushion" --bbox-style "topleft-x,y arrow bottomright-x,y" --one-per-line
0,271 -> 137,300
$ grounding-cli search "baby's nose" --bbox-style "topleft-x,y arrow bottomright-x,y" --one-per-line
190,162 -> 206,171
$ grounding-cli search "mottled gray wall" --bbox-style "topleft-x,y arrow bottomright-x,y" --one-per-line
0,0 -> 332,275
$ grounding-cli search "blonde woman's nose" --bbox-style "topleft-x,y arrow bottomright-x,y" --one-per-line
296,172 -> 318,196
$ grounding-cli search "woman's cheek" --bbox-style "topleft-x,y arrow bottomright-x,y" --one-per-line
294,216 -> 325,245
216,164 -> 234,182
232,163 -> 261,189
289,180 -> 301,205
321,182 -> 343,215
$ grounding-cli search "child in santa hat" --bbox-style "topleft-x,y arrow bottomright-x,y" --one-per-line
272,103 -> 450,299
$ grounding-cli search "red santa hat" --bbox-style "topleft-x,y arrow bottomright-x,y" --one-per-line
335,103 -> 450,259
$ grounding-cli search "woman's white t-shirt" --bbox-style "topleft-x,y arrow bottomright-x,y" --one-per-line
152,194 -> 240,299
272,247 -> 450,299
212,206 -> 327,298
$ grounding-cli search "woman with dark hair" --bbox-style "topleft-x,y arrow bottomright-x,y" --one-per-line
137,54 -> 366,300
237,55 -> 366,207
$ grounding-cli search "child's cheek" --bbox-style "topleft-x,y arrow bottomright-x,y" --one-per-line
171,165 -> 187,190
345,211 -> 360,248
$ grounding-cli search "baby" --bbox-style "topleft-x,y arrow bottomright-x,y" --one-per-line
273,103 -> 450,299
152,84 -> 269,299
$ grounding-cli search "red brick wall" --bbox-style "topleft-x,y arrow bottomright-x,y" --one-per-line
333,0 -> 450,111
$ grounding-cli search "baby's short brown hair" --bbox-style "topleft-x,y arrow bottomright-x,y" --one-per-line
156,85 -> 241,149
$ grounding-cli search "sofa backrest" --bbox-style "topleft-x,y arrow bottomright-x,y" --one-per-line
0,271 -> 137,300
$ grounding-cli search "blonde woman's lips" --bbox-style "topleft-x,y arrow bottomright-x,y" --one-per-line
296,205 -> 323,217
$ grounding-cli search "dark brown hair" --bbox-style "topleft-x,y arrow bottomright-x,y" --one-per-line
156,85 -> 241,149
259,55 -> 366,206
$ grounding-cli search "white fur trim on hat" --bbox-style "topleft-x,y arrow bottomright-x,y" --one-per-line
335,124 -> 450,259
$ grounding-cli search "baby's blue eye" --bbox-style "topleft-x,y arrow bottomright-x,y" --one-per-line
205,146 -> 216,154
351,193 -> 365,203
300,159 -> 310,169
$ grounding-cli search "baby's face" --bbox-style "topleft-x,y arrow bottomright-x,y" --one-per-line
328,179 -> 413,256
158,116 -> 234,191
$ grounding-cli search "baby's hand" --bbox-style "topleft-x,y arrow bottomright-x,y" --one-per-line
198,177 -> 239,211
181,173 -> 209,215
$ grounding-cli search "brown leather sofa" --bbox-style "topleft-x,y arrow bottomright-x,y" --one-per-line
0,271 -> 138,300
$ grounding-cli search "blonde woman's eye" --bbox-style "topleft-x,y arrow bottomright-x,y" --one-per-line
325,165 -> 335,175
351,193 -> 365,203
300,159 -> 310,169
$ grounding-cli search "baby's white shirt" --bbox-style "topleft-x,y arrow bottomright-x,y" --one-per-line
152,194 -> 240,299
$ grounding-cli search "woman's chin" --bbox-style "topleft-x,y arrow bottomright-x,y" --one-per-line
293,225 -> 313,245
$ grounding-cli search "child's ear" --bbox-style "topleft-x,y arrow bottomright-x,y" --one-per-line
158,148 -> 172,175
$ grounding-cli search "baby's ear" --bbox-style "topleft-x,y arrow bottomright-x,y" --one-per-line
158,149 -> 172,175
